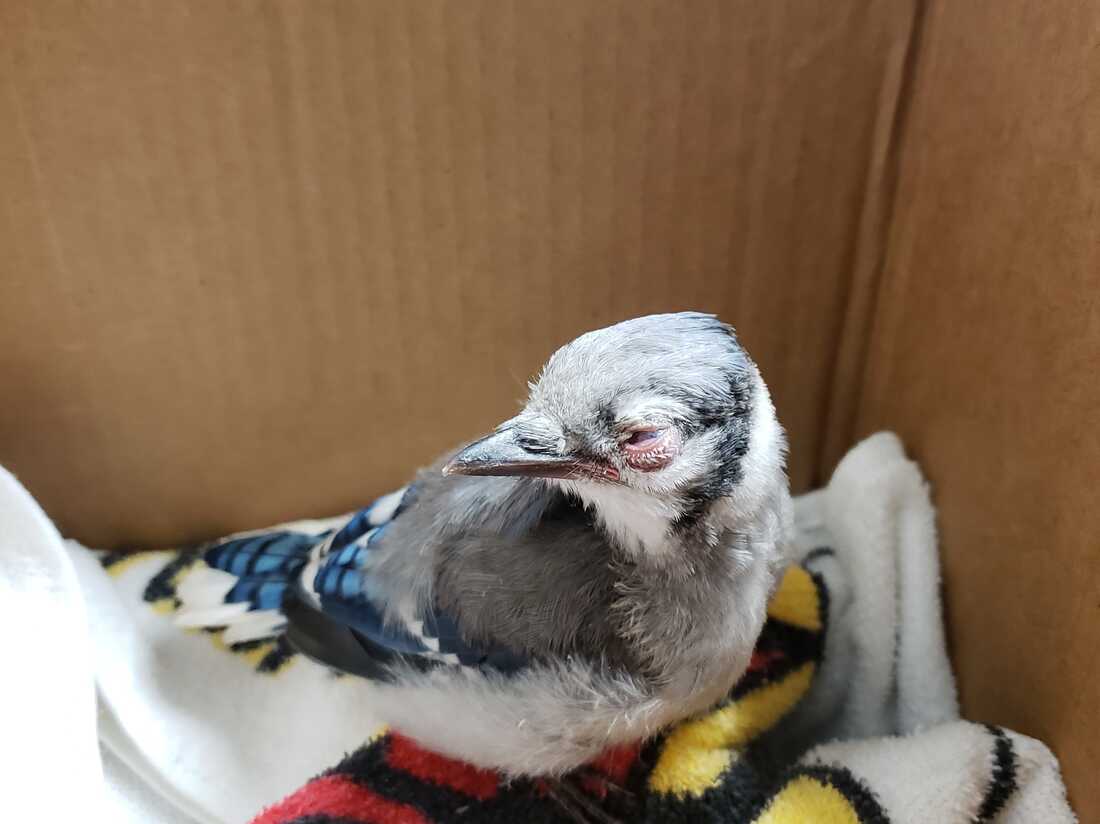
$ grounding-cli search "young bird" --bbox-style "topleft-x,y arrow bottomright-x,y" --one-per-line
177,312 -> 793,777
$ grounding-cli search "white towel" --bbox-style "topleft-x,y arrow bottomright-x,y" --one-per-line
0,466 -> 105,822
0,433 -> 1077,822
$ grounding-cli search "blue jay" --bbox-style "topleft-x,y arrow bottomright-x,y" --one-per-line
177,312 -> 793,778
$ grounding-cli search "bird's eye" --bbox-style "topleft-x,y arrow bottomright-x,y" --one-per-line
620,427 -> 679,471
624,429 -> 662,447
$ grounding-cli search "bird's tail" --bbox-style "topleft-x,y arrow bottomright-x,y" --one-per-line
174,528 -> 323,645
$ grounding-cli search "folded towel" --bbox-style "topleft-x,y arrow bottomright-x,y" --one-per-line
0,466 -> 106,822
49,433 -> 1074,822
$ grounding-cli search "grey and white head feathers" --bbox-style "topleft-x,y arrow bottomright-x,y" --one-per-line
448,312 -> 789,560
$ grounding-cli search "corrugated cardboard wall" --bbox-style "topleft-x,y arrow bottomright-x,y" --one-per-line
4,0 -> 1094,814
853,1 -> 1099,818
0,1 -> 915,547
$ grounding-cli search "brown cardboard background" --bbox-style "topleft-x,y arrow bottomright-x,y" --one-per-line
853,2 -> 1099,819
1,0 -> 1095,816
0,1 -> 915,547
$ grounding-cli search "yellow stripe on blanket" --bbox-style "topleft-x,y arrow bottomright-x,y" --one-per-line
103,549 -> 176,580
648,662 -> 815,797
206,632 -> 279,668
765,565 -> 822,631
649,565 -> 822,798
755,776 -> 860,824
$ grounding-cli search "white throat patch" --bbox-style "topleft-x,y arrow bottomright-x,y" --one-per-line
559,480 -> 681,559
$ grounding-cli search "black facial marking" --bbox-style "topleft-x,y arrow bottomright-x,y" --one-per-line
673,368 -> 754,533
597,403 -> 616,430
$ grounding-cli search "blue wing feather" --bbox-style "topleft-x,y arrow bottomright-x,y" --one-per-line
200,483 -> 530,675
313,534 -> 431,655
205,532 -> 319,580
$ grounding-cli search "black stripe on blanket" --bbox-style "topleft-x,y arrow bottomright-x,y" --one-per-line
644,755 -> 773,822
98,549 -> 134,570
801,546 -> 836,564
328,738 -> 603,823
143,551 -> 202,606
974,725 -> 1018,823
775,765 -> 891,824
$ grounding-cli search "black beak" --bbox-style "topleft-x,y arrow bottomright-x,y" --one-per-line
442,422 -> 620,482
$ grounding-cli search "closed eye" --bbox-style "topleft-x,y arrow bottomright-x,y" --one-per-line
620,427 -> 679,471
624,429 -> 662,447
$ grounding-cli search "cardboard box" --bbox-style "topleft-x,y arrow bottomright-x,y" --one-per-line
2,1 -> 1096,817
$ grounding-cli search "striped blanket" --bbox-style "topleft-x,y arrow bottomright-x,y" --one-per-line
46,433 -> 1075,822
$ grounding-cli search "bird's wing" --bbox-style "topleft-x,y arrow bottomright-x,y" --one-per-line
175,529 -> 325,641
183,473 -> 615,680
432,504 -> 628,669
285,482 -> 531,679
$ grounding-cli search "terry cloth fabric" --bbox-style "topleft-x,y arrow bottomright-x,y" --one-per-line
0,432 -> 1069,823
0,466 -> 107,823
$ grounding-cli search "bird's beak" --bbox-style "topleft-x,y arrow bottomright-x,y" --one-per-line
442,422 -> 620,482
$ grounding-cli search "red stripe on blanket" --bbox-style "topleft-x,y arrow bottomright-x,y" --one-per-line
588,743 -> 641,785
550,744 -> 644,798
748,648 -> 787,672
385,733 -> 501,800
250,774 -> 428,824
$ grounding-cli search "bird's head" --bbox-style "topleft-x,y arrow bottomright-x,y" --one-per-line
443,312 -> 788,556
